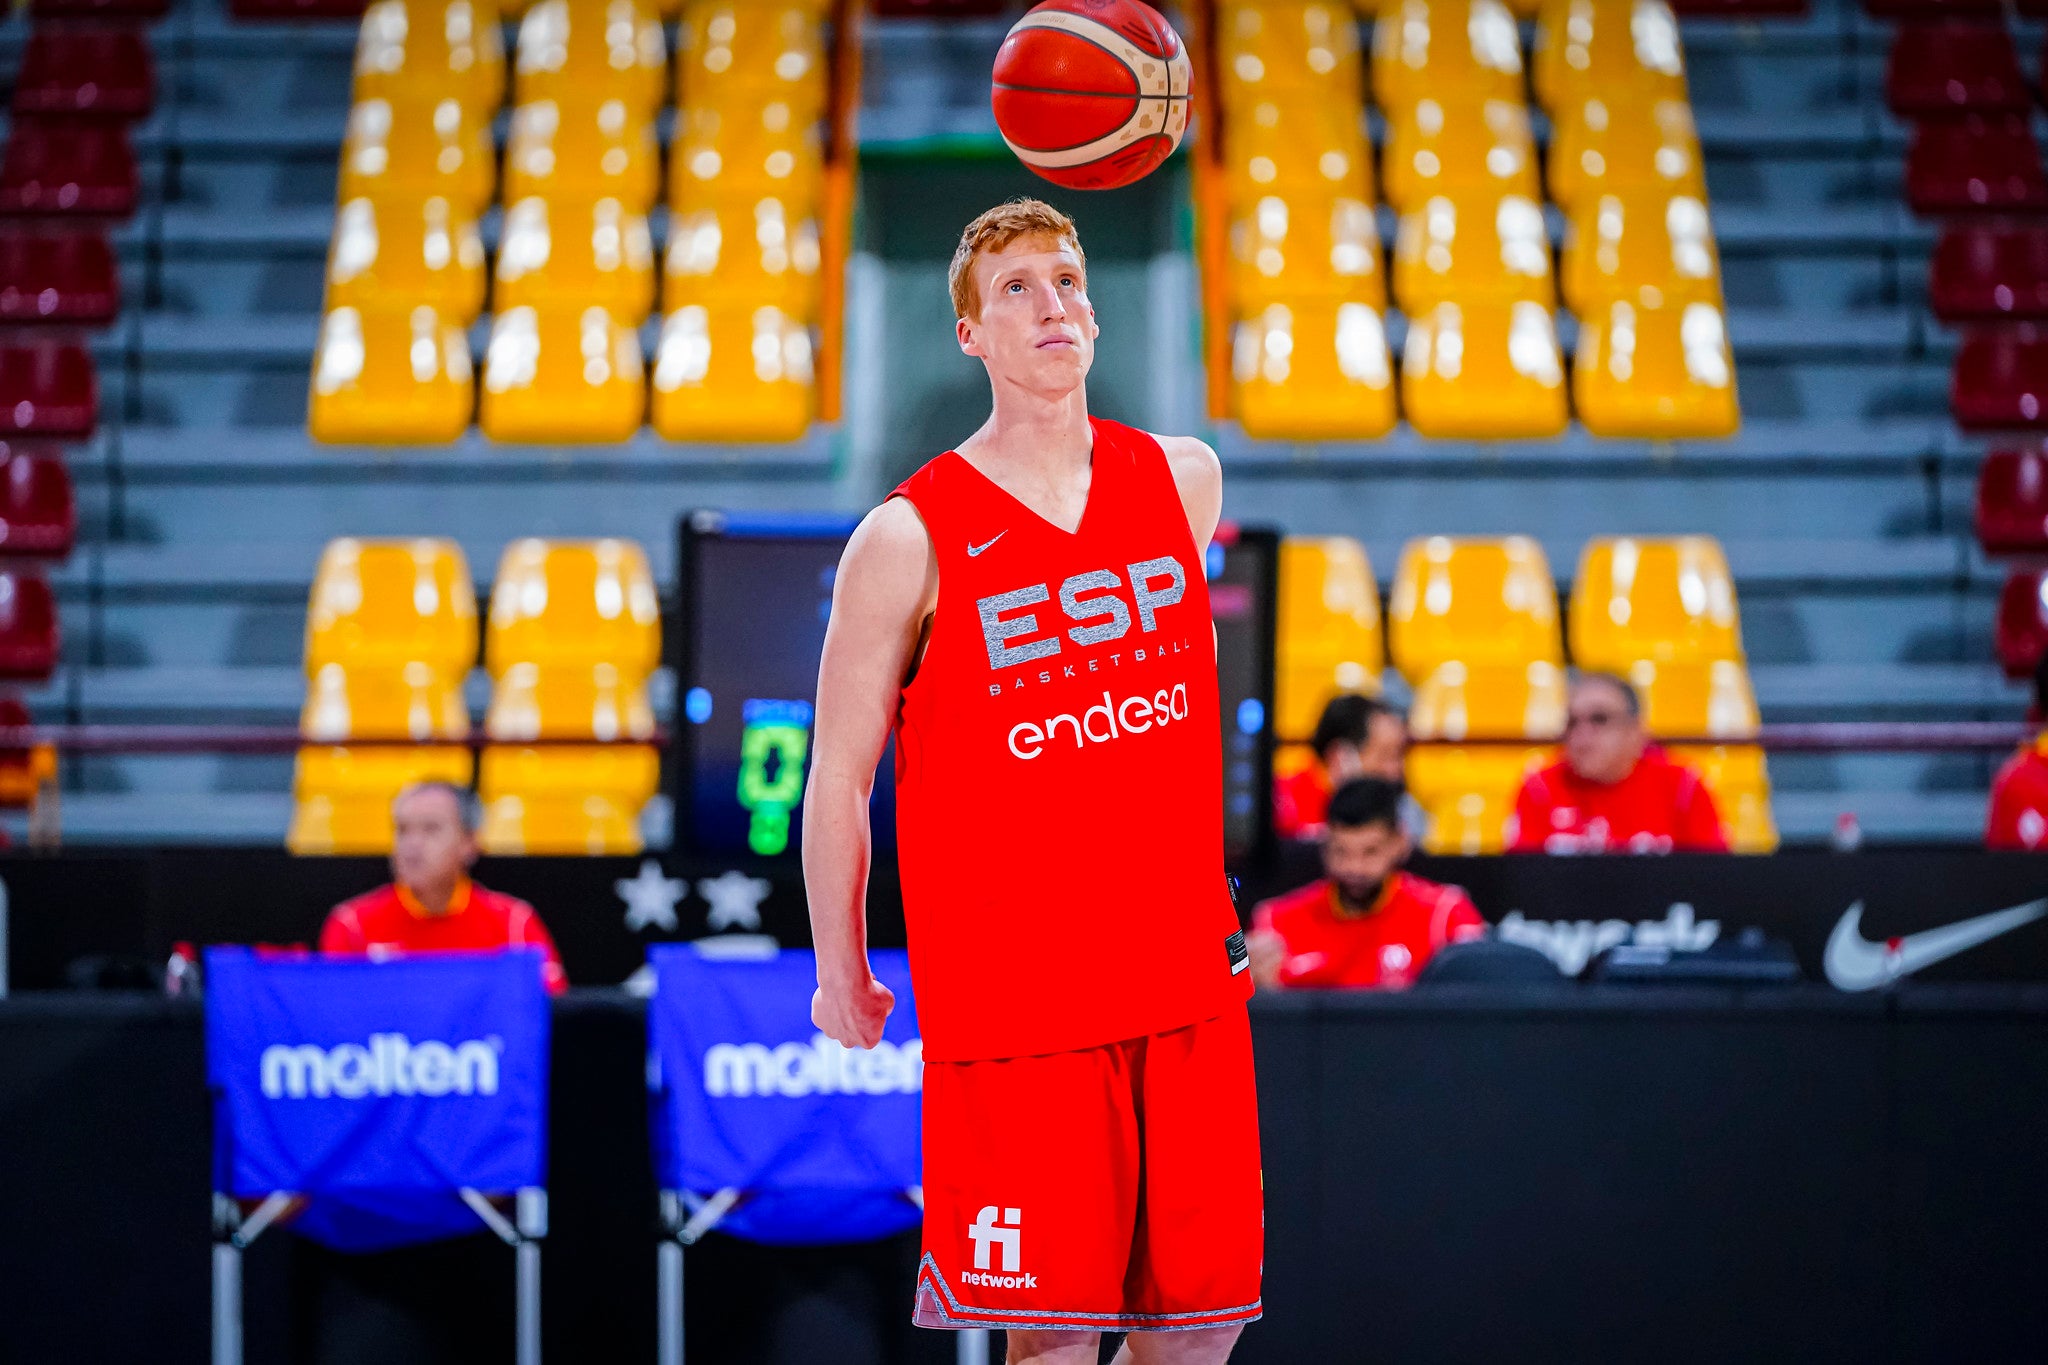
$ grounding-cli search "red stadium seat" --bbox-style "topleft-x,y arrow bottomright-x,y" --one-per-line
0,121 -> 138,218
29,0 -> 165,17
1997,567 -> 2048,678
0,572 -> 58,681
11,29 -> 156,120
0,449 -> 74,558
1906,116 -> 2048,215
1885,25 -> 2026,115
1930,225 -> 2048,322
0,232 -> 118,325
0,345 -> 96,438
1976,447 -> 2048,555
1953,326 -> 2048,430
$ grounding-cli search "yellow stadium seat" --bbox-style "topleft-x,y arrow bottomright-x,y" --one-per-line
667,102 -> 825,213
1401,301 -> 1568,439
306,536 -> 479,676
1391,192 -> 1554,312
302,662 -> 471,741
664,194 -> 822,315
1276,536 -> 1384,741
1573,300 -> 1739,439
1532,0 -> 1687,111
486,660 -> 655,741
513,0 -> 667,118
309,306 -> 475,445
353,0 -> 505,118
477,744 -> 659,854
478,305 -> 646,444
1371,0 -> 1524,114
502,98 -> 661,213
337,96 -> 495,216
650,302 -> 815,442
1381,97 -> 1539,213
1668,743 -> 1776,852
324,196 -> 486,323
289,744 -> 475,854
1233,300 -> 1396,441
1560,191 -> 1722,313
1222,100 -> 1374,209
493,197 -> 656,324
1570,535 -> 1742,671
487,537 -> 661,674
1409,744 -> 1554,853
1217,1 -> 1363,104
1627,657 -> 1758,738
674,2 -> 828,113
1228,193 -> 1383,310
1546,97 -> 1704,214
1387,534 -> 1563,680
1408,658 -> 1568,739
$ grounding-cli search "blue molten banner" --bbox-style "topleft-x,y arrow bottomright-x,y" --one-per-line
649,945 -> 923,1246
205,947 -> 551,1251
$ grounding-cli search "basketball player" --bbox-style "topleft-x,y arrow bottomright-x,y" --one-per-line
804,199 -> 1262,1364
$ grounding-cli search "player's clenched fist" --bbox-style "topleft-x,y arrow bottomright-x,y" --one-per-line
812,974 -> 895,1049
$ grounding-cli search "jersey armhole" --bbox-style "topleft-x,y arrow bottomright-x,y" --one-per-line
881,489 -> 941,688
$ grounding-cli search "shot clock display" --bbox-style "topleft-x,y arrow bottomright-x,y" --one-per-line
674,512 -> 1278,861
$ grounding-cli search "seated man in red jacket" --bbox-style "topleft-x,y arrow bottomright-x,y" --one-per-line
1273,693 -> 1408,839
1248,776 -> 1484,990
1986,652 -> 2048,850
1508,672 -> 1727,855
320,781 -> 567,993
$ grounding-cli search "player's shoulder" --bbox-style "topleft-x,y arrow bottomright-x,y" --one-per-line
1256,877 -> 1330,922
1144,429 -> 1221,483
330,883 -> 398,924
472,883 -> 538,920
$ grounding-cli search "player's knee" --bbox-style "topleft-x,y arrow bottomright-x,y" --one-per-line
1006,1327 -> 1101,1364
1124,1322 -> 1244,1363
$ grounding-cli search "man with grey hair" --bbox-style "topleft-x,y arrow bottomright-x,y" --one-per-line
1506,673 -> 1727,854
319,781 -> 567,992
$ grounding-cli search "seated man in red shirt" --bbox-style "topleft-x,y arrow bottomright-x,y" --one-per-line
1986,653 -> 2048,849
320,781 -> 567,993
1248,776 -> 1484,990
1508,672 -> 1727,855
1273,693 -> 1408,839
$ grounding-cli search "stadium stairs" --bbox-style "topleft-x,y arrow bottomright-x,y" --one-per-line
0,0 -> 2019,844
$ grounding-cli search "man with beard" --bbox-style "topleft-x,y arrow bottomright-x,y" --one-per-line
1247,777 -> 1484,991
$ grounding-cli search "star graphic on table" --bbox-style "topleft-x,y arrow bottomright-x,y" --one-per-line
697,869 -> 773,932
615,859 -> 688,934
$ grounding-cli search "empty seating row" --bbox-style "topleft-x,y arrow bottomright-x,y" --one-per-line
1230,188 -> 1722,316
1233,295 -> 1736,441
1278,532 -> 1773,853
292,536 -> 662,855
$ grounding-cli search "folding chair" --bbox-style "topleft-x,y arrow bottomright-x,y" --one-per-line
647,943 -> 989,1365
205,947 -> 552,1365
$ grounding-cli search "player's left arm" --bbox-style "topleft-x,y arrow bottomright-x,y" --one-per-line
1153,432 -> 1224,549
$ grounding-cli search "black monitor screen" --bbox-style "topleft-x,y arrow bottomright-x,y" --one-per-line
675,513 -> 1277,861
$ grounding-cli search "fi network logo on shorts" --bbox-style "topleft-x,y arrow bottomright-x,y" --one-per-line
963,1206 -> 1035,1289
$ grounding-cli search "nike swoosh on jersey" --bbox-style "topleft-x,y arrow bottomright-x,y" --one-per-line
1823,898 -> 2048,991
966,532 -> 1006,557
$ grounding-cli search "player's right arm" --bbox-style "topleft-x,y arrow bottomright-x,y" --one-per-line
804,497 -> 938,1049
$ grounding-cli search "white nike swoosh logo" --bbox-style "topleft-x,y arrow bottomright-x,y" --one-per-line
1823,898 -> 2048,991
966,532 -> 1006,557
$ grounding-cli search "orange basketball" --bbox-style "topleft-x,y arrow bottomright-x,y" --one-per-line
991,0 -> 1192,191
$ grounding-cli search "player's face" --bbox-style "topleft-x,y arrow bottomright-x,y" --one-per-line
1323,820 -> 1408,908
390,788 -> 476,893
957,235 -> 1098,393
1563,680 -> 1646,785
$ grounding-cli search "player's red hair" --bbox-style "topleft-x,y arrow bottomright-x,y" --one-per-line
948,198 -> 1087,321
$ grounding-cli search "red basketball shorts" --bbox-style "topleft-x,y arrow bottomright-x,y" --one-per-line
913,1003 -> 1263,1334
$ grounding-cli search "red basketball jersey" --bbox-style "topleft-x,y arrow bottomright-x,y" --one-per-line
889,417 -> 1251,1062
